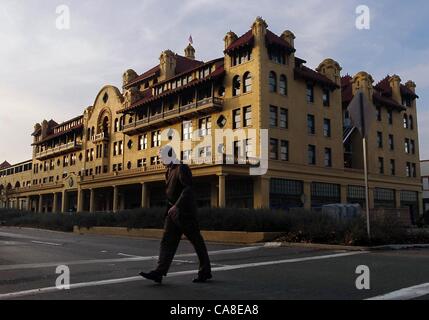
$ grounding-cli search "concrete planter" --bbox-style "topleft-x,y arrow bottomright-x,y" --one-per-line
73,226 -> 283,244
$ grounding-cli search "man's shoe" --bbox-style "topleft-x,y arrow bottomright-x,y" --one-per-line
193,274 -> 213,283
139,271 -> 163,284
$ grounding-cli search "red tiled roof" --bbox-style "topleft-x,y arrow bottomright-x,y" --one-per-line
119,65 -> 225,114
225,29 -> 295,54
375,76 -> 419,99
342,75 -> 405,111
225,30 -> 254,54
401,84 -> 419,99
0,161 -> 11,170
32,123 -> 84,146
372,91 -> 406,111
125,65 -> 160,88
125,55 -> 204,89
53,115 -> 83,129
294,65 -> 338,89
265,30 -> 295,53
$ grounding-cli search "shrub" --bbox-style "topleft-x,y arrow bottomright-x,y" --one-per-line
1,207 -> 428,246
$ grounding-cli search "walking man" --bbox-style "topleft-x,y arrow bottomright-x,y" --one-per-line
139,146 -> 212,284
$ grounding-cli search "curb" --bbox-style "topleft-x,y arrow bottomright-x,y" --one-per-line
264,242 -> 429,252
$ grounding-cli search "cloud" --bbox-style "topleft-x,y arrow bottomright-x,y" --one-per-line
0,0 -> 428,163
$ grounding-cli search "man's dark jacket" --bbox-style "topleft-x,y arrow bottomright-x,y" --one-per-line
165,164 -> 197,218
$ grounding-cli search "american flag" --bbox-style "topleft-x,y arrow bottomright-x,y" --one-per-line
189,35 -> 193,45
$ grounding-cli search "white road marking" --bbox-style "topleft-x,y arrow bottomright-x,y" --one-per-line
0,246 -> 261,271
31,241 -> 62,247
0,251 -> 366,300
367,283 -> 429,300
118,253 -> 143,258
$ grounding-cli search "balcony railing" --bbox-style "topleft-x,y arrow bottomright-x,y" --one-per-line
123,97 -> 224,134
91,132 -> 109,143
35,141 -> 83,160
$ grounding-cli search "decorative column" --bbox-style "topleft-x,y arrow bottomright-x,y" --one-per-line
141,183 -> 148,209
113,186 -> 119,213
52,193 -> 58,213
218,174 -> 226,208
61,191 -> 68,213
89,189 -> 95,213
341,185 -> 348,204
395,190 -> 402,209
38,195 -> 43,213
77,189 -> 84,213
303,181 -> 312,210
253,176 -> 270,209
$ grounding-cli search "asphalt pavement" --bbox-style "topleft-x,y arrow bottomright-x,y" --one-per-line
0,227 -> 428,300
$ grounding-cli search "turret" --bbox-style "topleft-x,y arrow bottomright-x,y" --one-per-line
389,74 -> 402,104
352,71 -> 374,98
316,59 -> 342,86
184,44 -> 195,60
159,50 -> 177,81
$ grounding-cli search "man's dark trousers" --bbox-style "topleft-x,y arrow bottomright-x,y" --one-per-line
156,210 -> 211,277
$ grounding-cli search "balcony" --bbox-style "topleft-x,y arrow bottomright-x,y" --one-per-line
35,141 -> 83,161
123,97 -> 224,135
91,132 -> 109,143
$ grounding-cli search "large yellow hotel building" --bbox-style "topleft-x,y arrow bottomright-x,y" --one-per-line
0,18 -> 423,220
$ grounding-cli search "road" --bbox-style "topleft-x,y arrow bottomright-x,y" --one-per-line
0,227 -> 429,300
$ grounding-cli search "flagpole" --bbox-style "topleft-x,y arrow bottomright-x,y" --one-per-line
359,92 -> 371,240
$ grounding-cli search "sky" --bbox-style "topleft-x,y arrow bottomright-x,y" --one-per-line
0,0 -> 428,164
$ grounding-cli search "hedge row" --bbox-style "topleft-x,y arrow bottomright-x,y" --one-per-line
1,208 -> 428,246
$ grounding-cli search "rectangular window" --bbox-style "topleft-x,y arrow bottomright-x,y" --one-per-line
406,162 -> 411,177
377,132 -> 383,148
324,148 -> 332,167
412,163 -> 417,178
138,134 -> 148,150
308,145 -> 316,165
376,107 -> 382,121
390,159 -> 396,176
405,138 -> 410,154
323,119 -> 331,137
182,121 -> 193,141
270,139 -> 278,160
243,106 -> 252,127
423,177 -> 429,190
245,139 -> 254,159
378,157 -> 384,174
152,131 -> 161,148
151,156 -> 159,165
410,140 -> 416,154
113,142 -> 118,156
270,106 -> 278,127
199,117 -> 212,137
307,115 -> 315,135
182,150 -> 192,163
388,110 -> 393,125
323,89 -> 330,107
118,142 -> 123,155
233,109 -> 242,129
280,140 -> 289,161
280,108 -> 288,129
388,134 -> 394,151
306,84 -> 314,103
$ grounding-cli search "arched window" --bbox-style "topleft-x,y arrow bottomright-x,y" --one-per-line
243,72 -> 252,93
279,75 -> 287,95
232,75 -> 241,96
403,114 -> 409,129
114,118 -> 119,133
409,115 -> 414,130
269,71 -> 277,93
